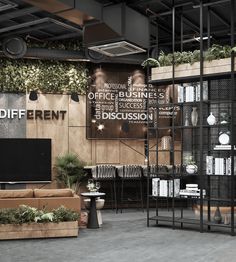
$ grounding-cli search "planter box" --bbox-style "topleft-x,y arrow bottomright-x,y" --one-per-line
151,58 -> 236,81
0,221 -> 78,240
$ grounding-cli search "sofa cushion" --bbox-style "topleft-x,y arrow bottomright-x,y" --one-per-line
0,189 -> 33,199
34,189 -> 73,198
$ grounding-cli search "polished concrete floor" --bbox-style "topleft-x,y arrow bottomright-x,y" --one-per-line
0,209 -> 236,262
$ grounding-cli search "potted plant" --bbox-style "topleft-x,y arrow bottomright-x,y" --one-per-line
55,153 -> 87,193
184,155 -> 198,174
0,205 -> 80,240
150,44 -> 236,81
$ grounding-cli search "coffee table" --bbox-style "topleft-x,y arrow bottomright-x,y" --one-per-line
81,192 -> 105,229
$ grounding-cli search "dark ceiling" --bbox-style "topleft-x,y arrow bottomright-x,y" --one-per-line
0,0 -> 234,54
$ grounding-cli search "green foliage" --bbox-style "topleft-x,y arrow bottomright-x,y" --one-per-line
55,153 -> 87,189
191,50 -> 200,64
141,58 -> 160,68
53,206 -> 80,222
147,45 -> 235,68
184,155 -> 196,165
26,39 -> 82,51
158,51 -> 173,66
0,205 -> 79,224
15,205 -> 39,224
0,58 -> 88,94
0,208 -> 18,224
205,44 -> 232,61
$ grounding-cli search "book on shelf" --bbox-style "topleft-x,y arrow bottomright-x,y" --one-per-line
160,180 -> 168,197
152,179 -> 180,197
185,85 -> 195,102
179,189 -> 206,198
214,158 -> 225,175
174,179 -> 180,197
177,82 -> 208,103
226,158 -> 231,175
177,85 -> 184,103
195,84 -> 201,101
206,156 -> 213,175
152,178 -> 160,196
203,81 -> 208,101
168,180 -> 180,197
214,145 -> 236,150
206,155 -> 236,175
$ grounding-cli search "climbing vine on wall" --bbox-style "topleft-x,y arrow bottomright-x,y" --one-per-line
0,58 -> 88,94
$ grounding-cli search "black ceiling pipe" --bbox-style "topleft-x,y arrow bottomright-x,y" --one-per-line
2,37 -> 27,58
0,47 -> 146,64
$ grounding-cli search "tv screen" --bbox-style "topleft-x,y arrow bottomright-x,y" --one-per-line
0,138 -> 51,183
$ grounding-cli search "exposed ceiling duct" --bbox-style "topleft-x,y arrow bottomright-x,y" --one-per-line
2,36 -> 27,58
22,0 -> 101,26
0,45 -> 146,64
22,1 -> 149,57
0,0 -> 17,12
84,4 -> 149,57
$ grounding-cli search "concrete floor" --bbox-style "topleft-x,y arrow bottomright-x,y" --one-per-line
0,210 -> 236,262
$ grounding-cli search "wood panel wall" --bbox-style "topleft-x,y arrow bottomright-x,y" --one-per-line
26,94 -> 181,189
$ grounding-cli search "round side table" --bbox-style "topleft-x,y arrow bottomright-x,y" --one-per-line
81,192 -> 105,229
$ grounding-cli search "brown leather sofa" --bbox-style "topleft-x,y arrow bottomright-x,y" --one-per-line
0,188 -> 81,213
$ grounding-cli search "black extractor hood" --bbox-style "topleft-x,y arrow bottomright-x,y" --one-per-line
84,3 -> 149,57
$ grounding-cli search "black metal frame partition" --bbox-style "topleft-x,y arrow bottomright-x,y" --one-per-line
146,0 -> 236,235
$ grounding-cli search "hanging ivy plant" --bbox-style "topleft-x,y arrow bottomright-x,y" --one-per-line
26,39 -> 82,51
0,58 -> 88,94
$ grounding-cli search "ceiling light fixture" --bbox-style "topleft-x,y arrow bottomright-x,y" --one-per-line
71,92 -> 79,102
97,124 -> 105,131
29,90 -> 38,101
194,36 -> 212,42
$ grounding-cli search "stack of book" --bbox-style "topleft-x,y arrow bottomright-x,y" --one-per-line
206,155 -> 236,175
152,178 -> 180,197
214,145 -> 236,151
177,82 -> 208,103
179,184 -> 206,198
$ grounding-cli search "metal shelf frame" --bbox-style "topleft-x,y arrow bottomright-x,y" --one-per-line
146,0 -> 236,236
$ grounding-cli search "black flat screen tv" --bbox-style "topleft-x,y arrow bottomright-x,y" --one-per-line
0,138 -> 51,183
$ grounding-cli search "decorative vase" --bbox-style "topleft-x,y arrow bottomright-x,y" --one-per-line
184,112 -> 190,126
213,206 -> 222,224
186,164 -> 198,174
161,136 -> 171,150
224,214 -> 230,225
220,111 -> 229,124
191,107 -> 198,126
207,112 -> 216,125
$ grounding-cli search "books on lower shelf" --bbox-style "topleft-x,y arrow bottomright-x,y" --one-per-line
177,82 -> 208,103
152,178 -> 180,197
214,145 -> 236,151
179,184 -> 206,198
206,155 -> 236,175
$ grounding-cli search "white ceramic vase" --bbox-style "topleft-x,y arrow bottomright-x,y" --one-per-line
207,112 -> 216,125
191,107 -> 198,126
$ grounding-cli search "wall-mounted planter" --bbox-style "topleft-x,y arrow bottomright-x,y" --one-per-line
151,58 -> 236,81
0,221 -> 78,240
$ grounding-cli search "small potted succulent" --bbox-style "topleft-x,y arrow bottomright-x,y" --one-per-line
184,156 -> 198,174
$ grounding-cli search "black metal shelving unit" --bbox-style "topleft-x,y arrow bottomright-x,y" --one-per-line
146,0 -> 236,235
